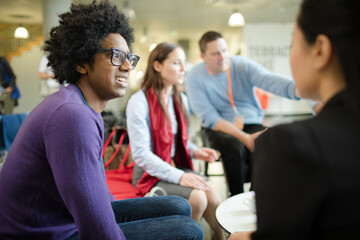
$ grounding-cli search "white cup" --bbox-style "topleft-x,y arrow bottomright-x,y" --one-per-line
243,195 -> 256,213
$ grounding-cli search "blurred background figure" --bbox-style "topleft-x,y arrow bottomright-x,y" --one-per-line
38,54 -> 59,97
0,57 -> 20,114
186,31 -> 298,196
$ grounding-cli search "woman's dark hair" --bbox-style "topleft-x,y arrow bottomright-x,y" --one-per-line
199,31 -> 223,54
142,42 -> 188,120
298,0 -> 360,112
44,0 -> 134,85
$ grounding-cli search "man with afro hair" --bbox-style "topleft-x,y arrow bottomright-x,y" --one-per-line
0,1 -> 204,239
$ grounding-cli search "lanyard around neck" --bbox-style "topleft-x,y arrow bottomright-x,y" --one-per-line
226,68 -> 235,108
206,66 -> 238,114
75,84 -> 90,108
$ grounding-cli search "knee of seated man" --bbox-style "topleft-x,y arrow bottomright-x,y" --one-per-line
212,131 -> 245,149
163,195 -> 192,216
173,215 -> 204,238
230,136 -> 246,149
181,215 -> 204,237
218,138 -> 245,154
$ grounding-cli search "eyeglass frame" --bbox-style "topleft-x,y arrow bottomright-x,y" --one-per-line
96,48 -> 140,69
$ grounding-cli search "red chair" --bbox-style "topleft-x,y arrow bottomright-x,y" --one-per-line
103,128 -> 142,200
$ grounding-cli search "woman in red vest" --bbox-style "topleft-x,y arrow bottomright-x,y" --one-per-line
126,42 -> 225,240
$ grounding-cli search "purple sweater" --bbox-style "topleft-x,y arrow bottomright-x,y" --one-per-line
0,84 -> 125,239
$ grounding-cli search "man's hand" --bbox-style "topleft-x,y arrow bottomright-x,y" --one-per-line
5,87 -> 13,93
313,102 -> 324,114
243,128 -> 267,152
213,119 -> 267,152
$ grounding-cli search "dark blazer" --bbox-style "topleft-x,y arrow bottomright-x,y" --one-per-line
252,90 -> 360,240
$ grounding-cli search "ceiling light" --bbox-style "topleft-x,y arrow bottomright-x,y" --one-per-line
123,0 -> 136,20
149,43 -> 157,52
14,25 -> 29,39
228,10 -> 245,27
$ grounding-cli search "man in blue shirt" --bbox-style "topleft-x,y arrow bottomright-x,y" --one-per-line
186,31 -> 299,195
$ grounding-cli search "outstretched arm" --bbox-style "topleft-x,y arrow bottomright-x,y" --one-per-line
38,72 -> 54,80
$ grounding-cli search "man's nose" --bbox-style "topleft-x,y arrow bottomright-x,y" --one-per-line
120,58 -> 132,71
218,52 -> 225,60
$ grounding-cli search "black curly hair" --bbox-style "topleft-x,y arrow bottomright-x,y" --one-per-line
44,0 -> 134,85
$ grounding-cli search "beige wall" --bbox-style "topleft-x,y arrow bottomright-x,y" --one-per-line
11,46 -> 43,114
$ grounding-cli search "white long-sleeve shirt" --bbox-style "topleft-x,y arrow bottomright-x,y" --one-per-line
126,90 -> 198,184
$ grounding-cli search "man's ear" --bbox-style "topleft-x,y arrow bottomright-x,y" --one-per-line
312,34 -> 333,70
153,61 -> 162,72
75,64 -> 88,75
200,52 -> 205,61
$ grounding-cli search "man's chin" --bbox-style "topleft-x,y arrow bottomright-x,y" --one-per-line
217,63 -> 229,72
215,67 -> 227,74
115,88 -> 126,98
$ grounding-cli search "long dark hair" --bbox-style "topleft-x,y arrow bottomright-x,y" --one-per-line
142,42 -> 188,120
298,0 -> 360,113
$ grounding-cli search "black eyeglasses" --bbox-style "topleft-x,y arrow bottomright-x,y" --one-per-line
96,48 -> 140,69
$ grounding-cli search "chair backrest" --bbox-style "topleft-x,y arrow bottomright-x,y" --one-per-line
1,113 -> 27,151
200,129 -> 211,148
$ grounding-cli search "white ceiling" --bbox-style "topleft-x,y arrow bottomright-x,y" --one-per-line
0,0 -> 301,34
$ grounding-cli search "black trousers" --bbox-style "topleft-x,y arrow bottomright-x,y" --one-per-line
202,124 -> 265,196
